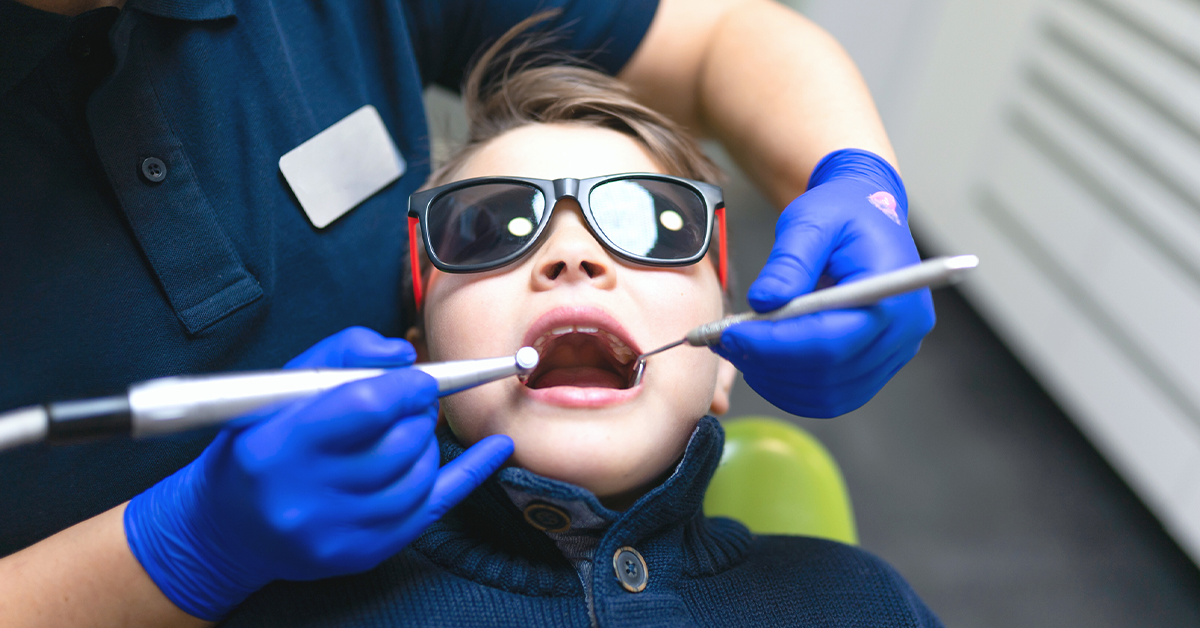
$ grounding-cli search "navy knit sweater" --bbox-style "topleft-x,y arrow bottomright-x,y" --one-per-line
221,416 -> 943,627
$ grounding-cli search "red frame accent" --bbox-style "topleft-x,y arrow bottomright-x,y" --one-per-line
408,216 -> 423,310
716,206 -> 728,291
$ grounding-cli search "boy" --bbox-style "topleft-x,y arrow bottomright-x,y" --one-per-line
222,29 -> 943,627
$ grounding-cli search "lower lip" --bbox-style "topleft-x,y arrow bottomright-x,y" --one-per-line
522,384 -> 641,408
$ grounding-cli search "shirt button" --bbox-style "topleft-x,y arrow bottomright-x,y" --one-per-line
612,546 -> 648,593
141,157 -> 167,183
523,502 -> 571,533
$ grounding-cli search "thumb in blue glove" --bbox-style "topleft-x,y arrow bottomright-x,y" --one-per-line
124,326 -> 513,620
713,149 -> 936,418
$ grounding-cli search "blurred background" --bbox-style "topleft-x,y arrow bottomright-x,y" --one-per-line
427,0 -> 1200,624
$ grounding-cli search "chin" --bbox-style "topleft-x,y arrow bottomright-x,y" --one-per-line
510,448 -> 657,500
498,413 -> 696,498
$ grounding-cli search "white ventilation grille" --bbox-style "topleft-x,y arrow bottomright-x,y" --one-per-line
978,0 -> 1200,427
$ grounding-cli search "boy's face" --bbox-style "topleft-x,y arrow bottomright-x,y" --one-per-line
417,123 -> 736,506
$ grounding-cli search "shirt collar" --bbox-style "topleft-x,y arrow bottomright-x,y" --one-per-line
0,0 -> 81,95
0,0 -> 233,97
127,0 -> 234,20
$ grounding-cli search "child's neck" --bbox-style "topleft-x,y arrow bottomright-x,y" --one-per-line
597,459 -> 681,511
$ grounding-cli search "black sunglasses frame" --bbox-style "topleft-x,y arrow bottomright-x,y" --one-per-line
407,173 -> 725,274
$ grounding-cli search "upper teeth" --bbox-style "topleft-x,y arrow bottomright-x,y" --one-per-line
532,325 -> 636,364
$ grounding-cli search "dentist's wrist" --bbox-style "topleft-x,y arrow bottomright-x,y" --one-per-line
125,459 -> 262,621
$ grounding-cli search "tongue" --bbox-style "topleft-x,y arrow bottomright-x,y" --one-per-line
533,366 -> 626,389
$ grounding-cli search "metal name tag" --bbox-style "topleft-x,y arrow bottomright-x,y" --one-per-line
279,105 -> 406,229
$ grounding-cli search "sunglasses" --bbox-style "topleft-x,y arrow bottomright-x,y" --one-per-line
407,173 -> 727,307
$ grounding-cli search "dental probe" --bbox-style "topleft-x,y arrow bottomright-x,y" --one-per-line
629,255 -> 980,387
0,347 -> 540,452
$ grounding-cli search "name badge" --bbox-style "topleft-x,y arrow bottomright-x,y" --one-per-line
279,105 -> 407,228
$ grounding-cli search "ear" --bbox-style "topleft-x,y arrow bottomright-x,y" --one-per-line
709,355 -> 737,416
405,326 -> 430,363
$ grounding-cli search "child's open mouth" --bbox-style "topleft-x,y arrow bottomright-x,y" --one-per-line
524,325 -> 638,390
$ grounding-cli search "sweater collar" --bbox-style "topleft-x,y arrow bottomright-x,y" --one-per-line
413,416 -> 751,597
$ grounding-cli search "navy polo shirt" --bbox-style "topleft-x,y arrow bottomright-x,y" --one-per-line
0,0 -> 657,556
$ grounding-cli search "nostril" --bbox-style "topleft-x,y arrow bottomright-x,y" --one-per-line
544,261 -> 566,280
581,261 -> 603,279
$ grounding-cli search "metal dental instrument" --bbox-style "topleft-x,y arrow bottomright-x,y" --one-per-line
0,347 -> 539,452
628,255 -> 980,387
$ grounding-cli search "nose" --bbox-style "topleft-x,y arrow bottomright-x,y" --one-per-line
530,199 -> 616,291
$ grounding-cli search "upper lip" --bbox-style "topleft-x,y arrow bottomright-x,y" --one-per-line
522,306 -> 642,359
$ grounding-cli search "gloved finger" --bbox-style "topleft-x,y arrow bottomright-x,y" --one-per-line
805,350 -> 910,417
303,443 -> 438,575
302,523 -> 413,577
728,296 -> 930,387
787,290 -> 931,384
342,439 -> 442,528
286,326 -> 418,369
283,444 -> 436,577
820,290 -> 933,382
295,530 -> 385,577
423,434 -> 514,520
738,337 -> 914,398
283,369 -> 439,452
822,208 -> 921,283
715,308 -> 886,371
747,208 -> 832,312
752,177 -> 919,305
325,413 -> 438,494
742,342 -> 917,418
230,332 -> 431,432
355,435 -> 513,554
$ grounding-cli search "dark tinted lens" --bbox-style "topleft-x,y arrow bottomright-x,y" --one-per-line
588,178 -> 709,261
425,183 -> 546,267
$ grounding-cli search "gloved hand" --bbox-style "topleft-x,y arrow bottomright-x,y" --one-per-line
713,149 -> 936,418
124,327 -> 513,620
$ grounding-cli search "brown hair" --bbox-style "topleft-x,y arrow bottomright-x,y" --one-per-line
426,12 -> 723,186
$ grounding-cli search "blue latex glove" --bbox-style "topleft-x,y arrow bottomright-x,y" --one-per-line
714,149 -> 936,418
124,327 -> 513,620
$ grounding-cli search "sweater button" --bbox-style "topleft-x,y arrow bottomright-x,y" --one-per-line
613,546 -> 648,593
523,502 -> 571,533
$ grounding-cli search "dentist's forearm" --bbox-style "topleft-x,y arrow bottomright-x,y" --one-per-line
0,503 -> 211,628
621,0 -> 897,208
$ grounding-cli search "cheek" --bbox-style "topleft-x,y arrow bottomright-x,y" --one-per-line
631,267 -> 725,329
422,272 -> 527,446
424,273 -> 512,360
626,269 -> 725,414
666,352 -> 722,419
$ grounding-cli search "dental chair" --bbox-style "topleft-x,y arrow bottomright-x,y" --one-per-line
705,417 -> 858,544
